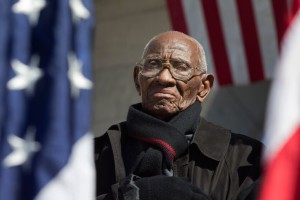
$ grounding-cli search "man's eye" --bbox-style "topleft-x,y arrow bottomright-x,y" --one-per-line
146,60 -> 160,68
149,60 -> 159,66
174,63 -> 189,71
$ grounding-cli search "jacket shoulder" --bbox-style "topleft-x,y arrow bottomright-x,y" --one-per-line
200,117 -> 263,156
230,133 -> 264,159
94,123 -> 124,154
230,133 -> 263,150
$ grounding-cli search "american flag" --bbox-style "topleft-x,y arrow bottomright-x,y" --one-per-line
166,0 -> 293,86
259,0 -> 300,199
0,0 -> 95,199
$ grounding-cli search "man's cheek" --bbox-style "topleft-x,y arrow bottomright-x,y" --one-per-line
185,87 -> 198,99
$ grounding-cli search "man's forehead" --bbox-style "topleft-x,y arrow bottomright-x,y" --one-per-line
143,39 -> 196,58
148,36 -> 193,48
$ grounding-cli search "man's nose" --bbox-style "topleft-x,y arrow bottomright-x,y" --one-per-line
156,66 -> 176,85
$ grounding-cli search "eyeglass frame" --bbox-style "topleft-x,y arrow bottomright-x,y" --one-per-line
136,57 -> 206,82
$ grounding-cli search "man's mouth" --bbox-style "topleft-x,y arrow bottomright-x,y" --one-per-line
149,88 -> 177,99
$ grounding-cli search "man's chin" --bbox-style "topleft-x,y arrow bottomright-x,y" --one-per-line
143,101 -> 180,120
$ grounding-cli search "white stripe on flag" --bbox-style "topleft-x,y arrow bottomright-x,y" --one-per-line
252,0 -> 279,79
181,0 -> 219,87
35,133 -> 95,200
217,0 -> 249,85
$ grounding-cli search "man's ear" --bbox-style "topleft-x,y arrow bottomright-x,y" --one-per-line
134,66 -> 141,96
197,73 -> 214,103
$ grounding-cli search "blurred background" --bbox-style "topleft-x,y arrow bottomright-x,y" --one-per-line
1,1 -> 297,199
92,0 -> 278,140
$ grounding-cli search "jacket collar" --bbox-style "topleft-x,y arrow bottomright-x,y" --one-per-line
191,117 -> 231,161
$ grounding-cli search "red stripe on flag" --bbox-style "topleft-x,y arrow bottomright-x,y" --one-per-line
272,0 -> 300,49
291,0 -> 300,15
259,126 -> 300,200
289,0 -> 300,29
201,0 -> 233,85
166,0 -> 188,34
271,0 -> 289,46
236,0 -> 265,82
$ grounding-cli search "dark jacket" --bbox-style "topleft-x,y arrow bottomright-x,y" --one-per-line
95,118 -> 263,200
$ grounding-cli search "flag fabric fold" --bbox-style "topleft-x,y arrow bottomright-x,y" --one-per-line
259,0 -> 300,199
0,0 -> 95,199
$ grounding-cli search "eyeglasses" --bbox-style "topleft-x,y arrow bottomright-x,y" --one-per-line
137,58 -> 204,82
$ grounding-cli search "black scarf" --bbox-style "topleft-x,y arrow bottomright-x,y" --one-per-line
124,101 -> 201,176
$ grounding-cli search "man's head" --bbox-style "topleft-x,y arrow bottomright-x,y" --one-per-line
134,31 -> 214,120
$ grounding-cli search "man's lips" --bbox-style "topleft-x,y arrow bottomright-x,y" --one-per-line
148,88 -> 177,99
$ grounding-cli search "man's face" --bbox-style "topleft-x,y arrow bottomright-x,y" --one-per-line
134,35 -> 204,120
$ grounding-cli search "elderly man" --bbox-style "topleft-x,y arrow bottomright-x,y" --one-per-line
95,31 -> 262,200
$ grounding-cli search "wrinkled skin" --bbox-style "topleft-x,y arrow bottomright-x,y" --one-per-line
134,32 -> 214,121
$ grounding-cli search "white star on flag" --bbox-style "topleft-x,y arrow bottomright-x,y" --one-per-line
69,0 -> 90,23
3,127 -> 41,169
7,55 -> 43,95
12,0 -> 46,26
68,53 -> 93,98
